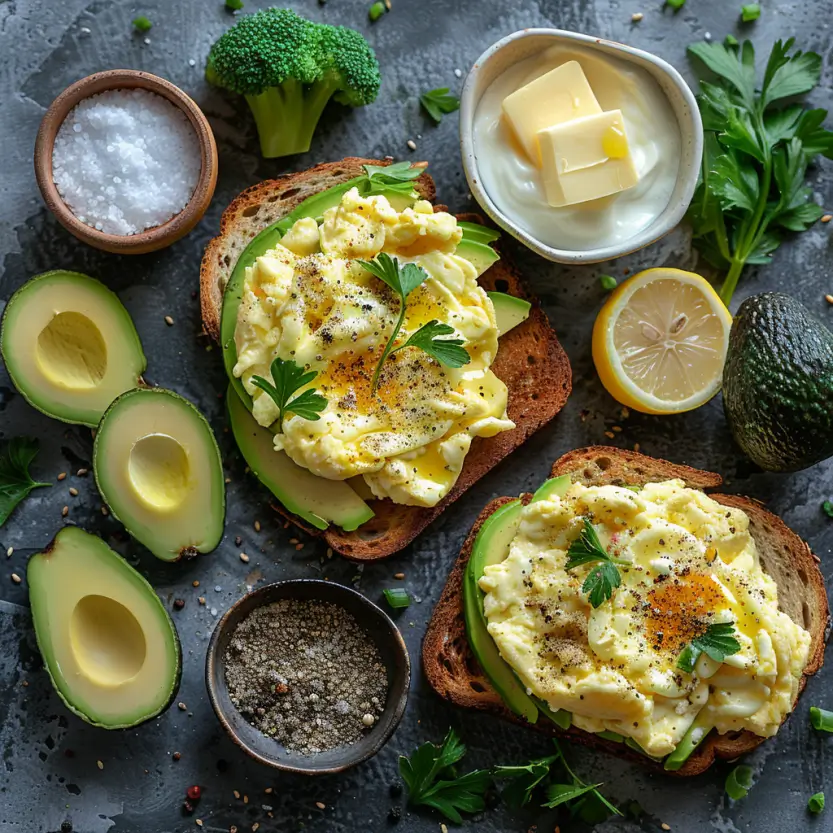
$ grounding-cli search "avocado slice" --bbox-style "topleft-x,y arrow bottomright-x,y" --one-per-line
93,388 -> 225,562
456,239 -> 500,277
463,474 -> 573,725
0,271 -> 146,427
724,293 -> 833,471
28,526 -> 181,728
663,714 -> 713,771
227,386 -> 374,531
532,474 -> 572,502
488,292 -> 532,337
459,221 -> 500,245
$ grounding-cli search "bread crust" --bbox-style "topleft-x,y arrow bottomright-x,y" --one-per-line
422,446 -> 829,776
200,161 -> 571,560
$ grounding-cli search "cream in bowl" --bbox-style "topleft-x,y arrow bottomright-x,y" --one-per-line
462,30 -> 702,263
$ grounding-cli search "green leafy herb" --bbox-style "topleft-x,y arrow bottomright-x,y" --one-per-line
809,792 -> 826,814
725,765 -> 754,799
676,622 -> 741,673
740,3 -> 761,21
565,518 -> 629,608
666,0 -> 686,8
368,1 -> 386,22
0,438 -> 50,527
599,274 -> 618,291
359,253 -> 468,391
810,706 -> 833,732
493,755 -> 556,809
543,741 -> 621,821
420,87 -> 461,124
399,728 -> 490,823
383,588 -> 411,609
251,358 -> 327,428
132,15 -> 152,32
725,34 -> 739,47
822,500 -> 833,518
225,0 -> 244,9
361,160 -> 424,199
687,38 -> 833,304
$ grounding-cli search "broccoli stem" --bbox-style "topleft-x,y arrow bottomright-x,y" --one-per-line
245,78 -> 341,158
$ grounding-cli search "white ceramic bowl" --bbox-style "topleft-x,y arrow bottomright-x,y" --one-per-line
460,29 -> 703,264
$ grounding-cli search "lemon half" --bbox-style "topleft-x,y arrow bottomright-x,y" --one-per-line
592,268 -> 732,415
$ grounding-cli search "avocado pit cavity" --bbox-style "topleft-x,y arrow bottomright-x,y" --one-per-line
128,433 -> 191,510
36,311 -> 108,389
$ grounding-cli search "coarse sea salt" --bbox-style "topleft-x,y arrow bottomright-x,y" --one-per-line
52,88 -> 201,236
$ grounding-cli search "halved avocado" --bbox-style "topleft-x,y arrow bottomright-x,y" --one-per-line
456,239 -> 500,277
227,386 -> 374,531
463,474 -> 573,724
488,292 -> 532,337
0,271 -> 146,427
458,221 -> 501,245
93,388 -> 225,562
28,526 -> 181,728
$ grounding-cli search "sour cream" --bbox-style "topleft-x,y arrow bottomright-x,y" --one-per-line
472,45 -> 681,251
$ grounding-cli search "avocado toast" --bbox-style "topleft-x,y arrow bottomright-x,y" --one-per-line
200,157 -> 571,561
422,446 -> 829,776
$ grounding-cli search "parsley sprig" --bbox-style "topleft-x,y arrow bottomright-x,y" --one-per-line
420,87 -> 461,123
676,621 -> 742,673
399,728 -> 490,823
565,518 -> 630,608
0,437 -> 50,527
361,160 -> 424,199
251,357 -> 327,428
687,38 -> 833,304
359,253 -> 470,392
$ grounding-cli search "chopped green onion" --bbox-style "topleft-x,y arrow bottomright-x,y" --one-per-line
225,0 -> 244,9
666,0 -> 686,8
368,1 -> 386,21
599,275 -> 617,291
809,793 -> 825,814
740,4 -> 760,21
132,15 -> 152,32
724,34 -> 739,46
810,706 -> 833,732
383,588 -> 410,609
725,765 -> 754,800
822,501 -> 833,518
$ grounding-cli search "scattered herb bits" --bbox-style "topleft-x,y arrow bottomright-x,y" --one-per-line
420,88 -> 461,124
808,792 -> 825,814
724,34 -> 739,46
810,705 -> 833,732
368,1 -> 386,21
823,500 -> 833,518
666,0 -> 686,8
725,765 -> 754,800
383,588 -> 410,609
740,3 -> 761,21
599,274 -> 618,291
225,0 -> 244,9
132,15 -> 152,32
225,599 -> 388,754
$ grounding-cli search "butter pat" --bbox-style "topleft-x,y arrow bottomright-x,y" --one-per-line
538,109 -> 639,207
501,60 -> 602,165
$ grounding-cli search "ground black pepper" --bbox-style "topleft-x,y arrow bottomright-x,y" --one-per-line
224,599 -> 388,754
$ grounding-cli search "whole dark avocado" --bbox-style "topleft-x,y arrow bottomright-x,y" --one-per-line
723,292 -> 833,471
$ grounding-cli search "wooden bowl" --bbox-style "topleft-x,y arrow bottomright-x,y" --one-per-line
34,70 -> 218,255
205,580 -> 411,775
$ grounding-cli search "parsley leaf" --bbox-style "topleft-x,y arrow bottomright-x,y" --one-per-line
687,38 -> 833,304
399,728 -> 490,823
493,755 -> 557,809
676,622 -> 742,673
564,518 -> 629,608
361,161 -> 424,198
359,254 -> 469,390
0,437 -> 50,526
394,320 -> 470,368
544,740 -> 621,819
420,87 -> 461,124
251,357 -> 327,428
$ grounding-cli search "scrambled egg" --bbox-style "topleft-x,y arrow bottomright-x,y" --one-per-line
233,188 -> 514,507
479,480 -> 812,757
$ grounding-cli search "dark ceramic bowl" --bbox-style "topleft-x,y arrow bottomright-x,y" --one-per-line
205,579 -> 410,774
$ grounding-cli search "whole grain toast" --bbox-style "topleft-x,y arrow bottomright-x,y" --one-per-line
422,446 -> 829,776
200,157 -> 571,560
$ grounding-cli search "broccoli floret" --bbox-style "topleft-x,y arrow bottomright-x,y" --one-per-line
206,8 -> 381,158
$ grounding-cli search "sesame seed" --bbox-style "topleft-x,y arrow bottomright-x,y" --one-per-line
254,520 -> 261,532
97,760 -> 104,770
193,580 -> 200,587
289,538 -> 299,545
604,431 -> 615,439
57,472 -> 66,481
6,547 -> 13,557
826,294 -> 833,304
394,572 -> 405,580
69,487 -> 79,496
61,506 -> 69,517
407,139 -> 417,151
316,802 -> 326,810
77,468 -> 88,476
661,825 -> 671,832
195,821 -> 203,828
264,787 -> 273,794
101,505 -> 109,515
199,597 -> 206,605
233,790 -> 241,799
243,795 -> 248,804
178,702 -> 187,711
822,214 -> 832,223
240,552 -> 250,563
165,315 -> 174,326
633,443 -> 641,452
295,543 -> 304,551
252,824 -> 260,832
632,12 -> 643,21
11,573 -> 21,584
441,825 -> 448,833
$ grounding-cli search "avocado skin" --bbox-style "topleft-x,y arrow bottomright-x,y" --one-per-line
723,293 -> 833,471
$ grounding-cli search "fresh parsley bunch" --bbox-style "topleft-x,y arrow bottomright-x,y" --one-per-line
687,38 -> 833,305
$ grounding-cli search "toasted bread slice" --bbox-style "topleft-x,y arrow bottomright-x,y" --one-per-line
422,446 -> 829,776
200,158 -> 571,560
